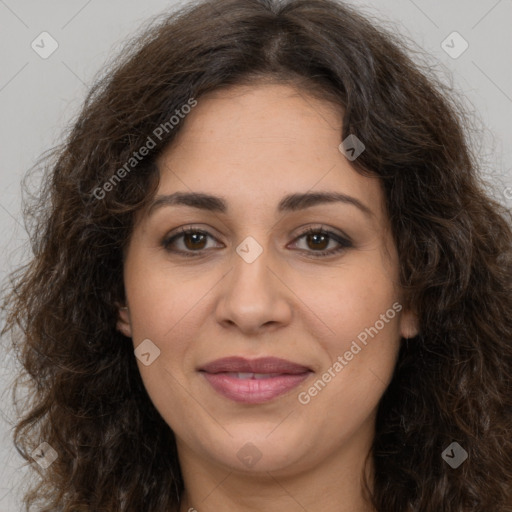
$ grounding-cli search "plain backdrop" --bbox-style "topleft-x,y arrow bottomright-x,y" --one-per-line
1,0 -> 511,509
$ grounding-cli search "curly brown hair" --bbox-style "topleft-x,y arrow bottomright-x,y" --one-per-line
2,0 -> 512,510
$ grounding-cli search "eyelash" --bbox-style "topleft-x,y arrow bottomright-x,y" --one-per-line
161,225 -> 353,258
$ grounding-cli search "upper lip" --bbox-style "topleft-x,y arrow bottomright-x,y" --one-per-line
199,357 -> 312,374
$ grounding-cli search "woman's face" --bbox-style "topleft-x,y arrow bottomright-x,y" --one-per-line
118,83 -> 418,478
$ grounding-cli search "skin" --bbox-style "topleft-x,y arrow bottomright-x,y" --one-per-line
117,82 -> 419,512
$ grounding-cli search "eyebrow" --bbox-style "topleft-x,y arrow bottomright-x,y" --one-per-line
148,191 -> 373,217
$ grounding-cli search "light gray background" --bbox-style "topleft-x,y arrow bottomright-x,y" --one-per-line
1,0 -> 511,509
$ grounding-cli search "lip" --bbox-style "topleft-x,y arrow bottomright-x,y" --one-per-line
199,357 -> 313,404
199,356 -> 311,374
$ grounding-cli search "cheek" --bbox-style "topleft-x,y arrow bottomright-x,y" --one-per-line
124,264 -> 204,427
124,259 -> 204,342
123,260 -> 217,409
304,291 -> 401,436
308,258 -> 401,393
315,257 -> 399,334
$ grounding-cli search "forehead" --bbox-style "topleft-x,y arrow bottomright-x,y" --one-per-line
154,84 -> 385,218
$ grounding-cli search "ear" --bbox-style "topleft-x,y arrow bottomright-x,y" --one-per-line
399,308 -> 419,339
116,304 -> 133,338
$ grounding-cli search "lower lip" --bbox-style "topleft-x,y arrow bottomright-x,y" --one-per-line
201,372 -> 311,404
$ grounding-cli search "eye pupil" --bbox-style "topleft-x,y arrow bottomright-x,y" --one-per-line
185,232 -> 206,250
307,233 -> 328,250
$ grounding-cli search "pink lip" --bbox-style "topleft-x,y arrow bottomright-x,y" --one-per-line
199,357 -> 313,404
199,356 -> 311,374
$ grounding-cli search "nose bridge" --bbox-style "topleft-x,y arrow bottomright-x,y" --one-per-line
215,232 -> 292,331
230,233 -> 274,300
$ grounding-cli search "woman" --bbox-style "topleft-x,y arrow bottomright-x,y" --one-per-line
3,0 -> 512,510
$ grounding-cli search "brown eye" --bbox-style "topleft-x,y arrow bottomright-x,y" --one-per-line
305,232 -> 329,251
182,231 -> 207,250
162,228 -> 221,256
162,225 -> 353,258
291,227 -> 353,258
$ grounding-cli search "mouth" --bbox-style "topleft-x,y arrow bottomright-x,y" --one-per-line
198,357 -> 313,404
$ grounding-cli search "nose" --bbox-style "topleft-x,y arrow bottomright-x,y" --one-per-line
214,240 -> 293,335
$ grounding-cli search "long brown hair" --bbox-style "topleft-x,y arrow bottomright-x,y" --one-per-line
3,0 -> 512,510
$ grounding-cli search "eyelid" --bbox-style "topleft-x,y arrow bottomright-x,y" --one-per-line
289,225 -> 353,256
292,224 -> 352,243
162,225 -> 223,252
161,223 -> 353,257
